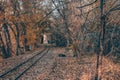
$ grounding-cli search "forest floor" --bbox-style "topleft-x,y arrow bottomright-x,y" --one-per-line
0,48 -> 120,80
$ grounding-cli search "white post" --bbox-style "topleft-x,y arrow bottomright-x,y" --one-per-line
43,34 -> 48,44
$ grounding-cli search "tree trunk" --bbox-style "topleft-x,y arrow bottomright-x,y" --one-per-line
0,34 -> 8,58
21,22 -> 27,52
15,23 -> 20,55
3,23 -> 12,57
95,0 -> 106,80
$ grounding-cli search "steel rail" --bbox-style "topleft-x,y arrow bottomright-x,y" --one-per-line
15,48 -> 49,80
0,48 -> 46,78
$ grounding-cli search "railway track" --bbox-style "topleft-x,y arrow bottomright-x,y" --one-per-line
0,48 -> 49,80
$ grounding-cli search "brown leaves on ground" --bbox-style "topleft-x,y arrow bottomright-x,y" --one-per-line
37,53 -> 120,80
101,57 -> 120,80
1,48 -> 120,80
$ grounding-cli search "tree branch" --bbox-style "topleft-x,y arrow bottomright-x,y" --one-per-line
76,0 -> 98,9
33,1 -> 70,28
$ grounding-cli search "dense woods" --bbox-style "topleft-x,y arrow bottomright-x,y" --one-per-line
0,0 -> 119,61
0,0 -> 120,80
